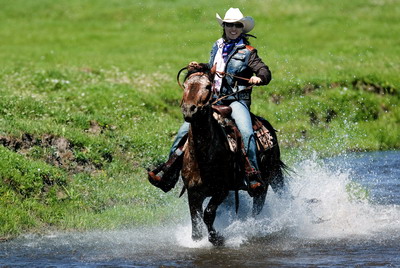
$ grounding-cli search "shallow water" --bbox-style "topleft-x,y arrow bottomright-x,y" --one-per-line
1,151 -> 399,267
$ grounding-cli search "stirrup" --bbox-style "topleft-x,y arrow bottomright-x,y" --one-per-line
246,170 -> 266,197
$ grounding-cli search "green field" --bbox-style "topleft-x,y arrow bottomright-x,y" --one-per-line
0,0 -> 399,238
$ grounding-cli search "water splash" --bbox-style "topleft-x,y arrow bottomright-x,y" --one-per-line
174,154 -> 400,247
3,153 -> 399,264
277,157 -> 400,239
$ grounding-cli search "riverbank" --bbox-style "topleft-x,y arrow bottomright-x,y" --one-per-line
0,0 -> 399,238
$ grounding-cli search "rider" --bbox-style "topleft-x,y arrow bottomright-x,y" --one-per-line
149,8 -> 272,196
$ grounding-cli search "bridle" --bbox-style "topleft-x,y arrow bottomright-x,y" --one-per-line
177,67 -> 213,107
177,65 -> 254,105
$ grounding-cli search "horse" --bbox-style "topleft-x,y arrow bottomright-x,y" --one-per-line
179,63 -> 285,246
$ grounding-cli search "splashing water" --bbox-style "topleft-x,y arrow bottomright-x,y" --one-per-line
2,152 -> 400,266
175,153 -> 400,248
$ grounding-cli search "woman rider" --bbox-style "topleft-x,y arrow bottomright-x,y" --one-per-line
149,8 -> 272,196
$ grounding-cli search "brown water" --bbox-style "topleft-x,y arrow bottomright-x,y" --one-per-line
1,151 -> 400,267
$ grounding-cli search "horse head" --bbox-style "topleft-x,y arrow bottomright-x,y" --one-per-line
179,63 -> 215,122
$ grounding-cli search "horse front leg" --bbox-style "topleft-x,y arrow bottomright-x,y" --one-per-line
204,191 -> 228,246
188,190 -> 205,241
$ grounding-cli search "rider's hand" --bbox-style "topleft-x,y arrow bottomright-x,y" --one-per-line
249,76 -> 262,85
189,61 -> 199,67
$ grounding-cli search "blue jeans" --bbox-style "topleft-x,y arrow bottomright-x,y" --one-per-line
170,100 -> 259,170
170,121 -> 190,156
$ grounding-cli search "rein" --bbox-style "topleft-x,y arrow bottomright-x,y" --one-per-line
215,70 -> 250,82
177,66 -> 251,90
177,65 -> 254,105
211,86 -> 253,104
177,66 -> 188,90
212,70 -> 253,104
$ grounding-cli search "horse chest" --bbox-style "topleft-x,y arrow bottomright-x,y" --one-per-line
182,146 -> 233,189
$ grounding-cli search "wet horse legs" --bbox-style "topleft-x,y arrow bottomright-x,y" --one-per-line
188,191 -> 205,241
204,191 -> 228,246
188,190 -> 228,246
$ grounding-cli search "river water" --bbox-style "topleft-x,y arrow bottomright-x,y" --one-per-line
1,151 -> 399,267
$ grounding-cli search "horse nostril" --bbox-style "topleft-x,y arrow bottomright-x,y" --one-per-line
190,105 -> 196,112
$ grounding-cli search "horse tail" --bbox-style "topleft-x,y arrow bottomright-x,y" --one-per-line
269,159 -> 286,194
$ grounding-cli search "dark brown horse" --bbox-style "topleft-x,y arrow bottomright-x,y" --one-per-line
179,63 -> 285,246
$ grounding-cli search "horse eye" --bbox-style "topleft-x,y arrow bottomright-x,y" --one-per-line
206,85 -> 212,90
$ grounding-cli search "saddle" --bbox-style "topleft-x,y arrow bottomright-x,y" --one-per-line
212,105 -> 274,154
148,104 -> 275,193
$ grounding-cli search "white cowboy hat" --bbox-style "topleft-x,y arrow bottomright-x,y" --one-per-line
216,8 -> 255,33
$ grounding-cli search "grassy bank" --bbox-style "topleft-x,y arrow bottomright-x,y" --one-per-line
0,0 -> 399,238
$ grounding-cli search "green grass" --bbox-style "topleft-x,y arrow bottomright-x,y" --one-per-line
0,0 -> 399,238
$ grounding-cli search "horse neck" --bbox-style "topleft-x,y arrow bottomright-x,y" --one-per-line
189,107 -> 219,154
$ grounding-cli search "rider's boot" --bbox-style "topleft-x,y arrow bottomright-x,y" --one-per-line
148,147 -> 184,193
231,124 -> 265,197
242,151 -> 266,197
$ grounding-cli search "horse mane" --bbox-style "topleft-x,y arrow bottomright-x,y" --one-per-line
184,63 -> 212,81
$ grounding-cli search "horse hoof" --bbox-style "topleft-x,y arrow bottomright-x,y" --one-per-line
192,233 -> 204,242
209,232 -> 224,246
